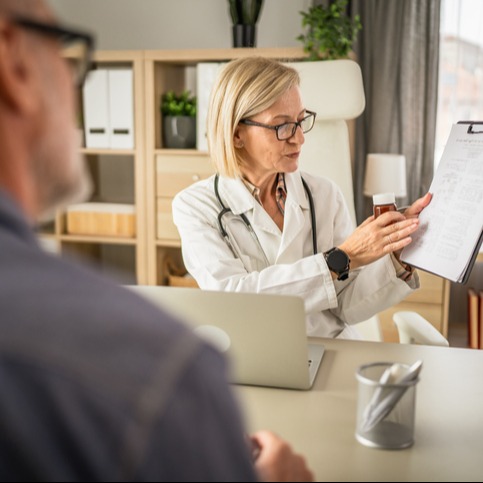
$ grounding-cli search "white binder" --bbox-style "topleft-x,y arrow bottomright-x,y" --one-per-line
196,62 -> 225,151
108,68 -> 134,149
83,69 -> 110,148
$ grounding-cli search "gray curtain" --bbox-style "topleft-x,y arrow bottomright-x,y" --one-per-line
350,0 -> 441,223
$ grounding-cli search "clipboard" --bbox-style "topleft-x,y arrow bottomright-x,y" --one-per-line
456,121 -> 483,284
400,121 -> 483,284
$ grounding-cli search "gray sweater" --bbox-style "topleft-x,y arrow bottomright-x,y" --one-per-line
0,191 -> 256,482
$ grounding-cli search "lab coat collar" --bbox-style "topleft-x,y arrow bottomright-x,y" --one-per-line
217,176 -> 256,216
285,172 -> 310,212
217,172 -> 310,216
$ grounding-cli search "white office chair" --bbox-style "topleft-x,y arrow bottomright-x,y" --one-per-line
292,59 -> 366,225
356,315 -> 384,342
393,311 -> 449,346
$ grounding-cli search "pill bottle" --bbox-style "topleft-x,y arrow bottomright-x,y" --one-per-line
373,193 -> 397,218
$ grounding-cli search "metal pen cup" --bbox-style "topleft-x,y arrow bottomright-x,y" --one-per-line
355,362 -> 419,449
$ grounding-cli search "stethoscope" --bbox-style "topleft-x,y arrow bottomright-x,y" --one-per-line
214,174 -> 318,265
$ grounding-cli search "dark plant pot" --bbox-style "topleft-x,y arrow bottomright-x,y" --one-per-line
163,116 -> 196,149
232,24 -> 257,48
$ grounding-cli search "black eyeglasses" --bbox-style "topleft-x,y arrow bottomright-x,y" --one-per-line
239,110 -> 317,141
12,17 -> 95,87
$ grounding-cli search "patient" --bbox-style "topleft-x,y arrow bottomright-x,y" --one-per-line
0,0 -> 313,480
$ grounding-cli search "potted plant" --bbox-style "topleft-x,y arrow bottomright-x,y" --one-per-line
161,90 -> 197,149
228,0 -> 264,48
297,0 -> 362,61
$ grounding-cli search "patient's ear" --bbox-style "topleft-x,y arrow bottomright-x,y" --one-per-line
0,19 -> 39,115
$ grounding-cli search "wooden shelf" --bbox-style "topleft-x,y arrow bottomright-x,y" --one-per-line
52,50 -> 147,283
144,47 -> 306,63
59,235 -> 137,245
80,148 -> 136,156
145,47 -> 313,284
154,148 -> 209,156
156,239 -> 181,248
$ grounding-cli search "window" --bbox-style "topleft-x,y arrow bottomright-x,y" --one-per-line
435,0 -> 483,167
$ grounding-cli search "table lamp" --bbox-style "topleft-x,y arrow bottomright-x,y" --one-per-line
363,153 -> 407,199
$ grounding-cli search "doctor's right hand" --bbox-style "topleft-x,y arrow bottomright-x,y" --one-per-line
338,211 -> 420,270
250,430 -> 315,482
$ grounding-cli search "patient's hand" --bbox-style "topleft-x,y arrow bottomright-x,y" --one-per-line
251,430 -> 314,482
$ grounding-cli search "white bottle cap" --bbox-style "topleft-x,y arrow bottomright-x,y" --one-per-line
373,192 -> 396,205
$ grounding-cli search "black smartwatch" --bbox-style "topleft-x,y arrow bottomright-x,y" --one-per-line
324,247 -> 351,281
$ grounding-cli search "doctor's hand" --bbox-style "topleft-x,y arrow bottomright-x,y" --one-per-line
250,430 -> 315,482
403,192 -> 432,219
391,192 -> 432,261
338,211 -> 420,270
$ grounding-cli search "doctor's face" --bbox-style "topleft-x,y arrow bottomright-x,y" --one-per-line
236,86 -> 307,180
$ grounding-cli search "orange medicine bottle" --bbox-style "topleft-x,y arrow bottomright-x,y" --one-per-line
373,192 -> 397,218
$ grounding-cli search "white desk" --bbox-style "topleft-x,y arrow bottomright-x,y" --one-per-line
235,338 -> 483,482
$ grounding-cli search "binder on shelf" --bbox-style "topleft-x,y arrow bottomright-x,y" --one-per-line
83,69 -> 110,149
401,121 -> 483,284
108,68 -> 134,149
82,68 -> 134,149
196,62 -> 225,151
468,288 -> 480,349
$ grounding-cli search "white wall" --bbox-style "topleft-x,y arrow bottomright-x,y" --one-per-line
47,0 -> 311,50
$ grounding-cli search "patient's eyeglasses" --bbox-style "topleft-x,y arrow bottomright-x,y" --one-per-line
12,17 -> 95,87
240,110 -> 317,141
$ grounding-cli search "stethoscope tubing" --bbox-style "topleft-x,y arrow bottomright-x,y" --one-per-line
214,174 -> 318,264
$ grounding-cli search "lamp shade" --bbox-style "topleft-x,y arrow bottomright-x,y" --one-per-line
363,153 -> 407,197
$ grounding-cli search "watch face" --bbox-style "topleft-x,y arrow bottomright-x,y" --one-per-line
328,249 -> 349,271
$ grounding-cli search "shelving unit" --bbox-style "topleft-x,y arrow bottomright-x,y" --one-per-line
143,47 -> 306,285
38,50 -> 147,285
447,252 -> 483,348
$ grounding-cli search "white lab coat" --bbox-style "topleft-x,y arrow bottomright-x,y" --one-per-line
172,171 -> 419,338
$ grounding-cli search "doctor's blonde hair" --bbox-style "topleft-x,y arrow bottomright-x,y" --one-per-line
206,57 -> 300,178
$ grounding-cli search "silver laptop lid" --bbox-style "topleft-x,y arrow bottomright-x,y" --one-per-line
128,286 -> 323,390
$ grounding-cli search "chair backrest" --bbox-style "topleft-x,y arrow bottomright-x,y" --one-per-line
356,315 -> 384,342
291,59 -> 366,225
393,311 -> 449,346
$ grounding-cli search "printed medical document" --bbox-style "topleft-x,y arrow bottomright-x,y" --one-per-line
401,122 -> 483,283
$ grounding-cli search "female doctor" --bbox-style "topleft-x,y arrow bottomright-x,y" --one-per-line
172,57 -> 431,339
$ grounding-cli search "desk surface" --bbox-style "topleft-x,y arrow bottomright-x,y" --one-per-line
235,338 -> 483,482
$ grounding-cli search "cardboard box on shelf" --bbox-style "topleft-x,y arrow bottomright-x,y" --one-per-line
66,203 -> 136,238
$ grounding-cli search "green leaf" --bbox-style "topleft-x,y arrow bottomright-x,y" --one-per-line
296,0 -> 362,61
161,90 -> 197,117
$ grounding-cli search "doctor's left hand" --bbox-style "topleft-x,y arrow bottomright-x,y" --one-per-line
402,192 -> 432,219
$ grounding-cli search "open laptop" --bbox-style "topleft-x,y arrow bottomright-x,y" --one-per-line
128,286 -> 324,390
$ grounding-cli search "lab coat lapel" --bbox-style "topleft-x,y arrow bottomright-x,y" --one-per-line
277,173 -> 310,262
218,177 -> 255,215
218,176 -> 281,266
219,177 -> 281,237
